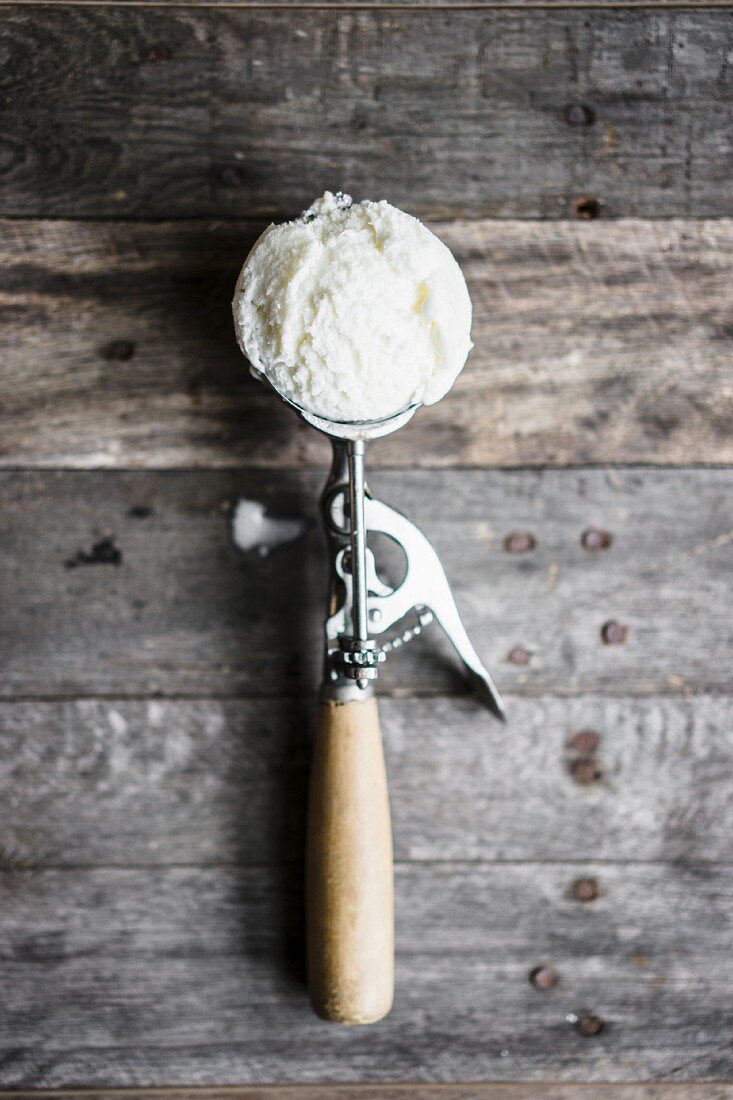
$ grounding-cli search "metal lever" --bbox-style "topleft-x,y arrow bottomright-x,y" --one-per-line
321,443 -> 505,720
363,497 -> 505,720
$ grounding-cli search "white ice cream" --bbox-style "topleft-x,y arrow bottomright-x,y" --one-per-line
232,191 -> 473,423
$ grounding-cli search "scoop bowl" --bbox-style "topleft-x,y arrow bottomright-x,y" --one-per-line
250,366 -> 421,440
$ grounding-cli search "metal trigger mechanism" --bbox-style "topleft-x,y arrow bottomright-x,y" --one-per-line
321,440 -> 505,720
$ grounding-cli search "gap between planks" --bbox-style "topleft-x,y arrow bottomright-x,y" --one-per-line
4,2 -> 733,7
1,1085 -> 733,1099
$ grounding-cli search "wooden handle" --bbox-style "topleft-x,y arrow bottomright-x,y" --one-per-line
307,695 -> 394,1024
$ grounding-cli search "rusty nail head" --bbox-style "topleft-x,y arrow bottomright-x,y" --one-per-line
147,43 -> 172,62
577,1014 -> 605,1037
564,103 -> 596,127
601,620 -> 629,645
571,877 -> 599,902
101,339 -> 135,362
529,966 -> 559,991
581,527 -> 613,552
570,759 -> 602,785
217,165 -> 244,188
569,730 -> 600,755
573,196 -> 602,220
506,645 -> 531,666
503,531 -> 536,553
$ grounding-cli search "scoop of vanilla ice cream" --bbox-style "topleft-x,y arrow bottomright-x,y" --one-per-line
232,192 -> 473,423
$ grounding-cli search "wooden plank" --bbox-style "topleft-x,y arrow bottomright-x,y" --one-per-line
2,10 -> 732,220
3,1088 -> 733,1100
1,862 -> 732,1085
2,218 -> 732,470
1,468 -> 731,698
2,695 -> 731,868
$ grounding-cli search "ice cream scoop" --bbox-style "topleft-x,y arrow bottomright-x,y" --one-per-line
232,194 -> 502,1028
233,191 -> 473,423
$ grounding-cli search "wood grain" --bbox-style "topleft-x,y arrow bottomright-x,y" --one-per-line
1,862 -> 732,1086
1,694 -> 731,868
2,217 -> 732,470
1,468 -> 731,698
2,10 -> 732,220
307,697 -> 394,1024
2,2 -> 732,1091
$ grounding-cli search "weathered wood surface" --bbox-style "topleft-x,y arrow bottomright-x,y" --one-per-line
3,218 -> 732,470
2,10 -> 733,220
5,1088 -> 733,1100
2,694 -> 731,868
1,468 -> 731,697
1,862 -> 732,1086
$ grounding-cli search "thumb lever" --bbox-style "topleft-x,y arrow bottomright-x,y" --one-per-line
364,496 -> 506,721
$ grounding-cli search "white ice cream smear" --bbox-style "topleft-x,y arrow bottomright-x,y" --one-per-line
232,191 -> 473,423
232,499 -> 304,557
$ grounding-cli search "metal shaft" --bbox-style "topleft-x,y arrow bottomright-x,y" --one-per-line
347,439 -> 368,644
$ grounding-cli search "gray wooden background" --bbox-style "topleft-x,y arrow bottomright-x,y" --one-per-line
1,1 -> 732,1097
